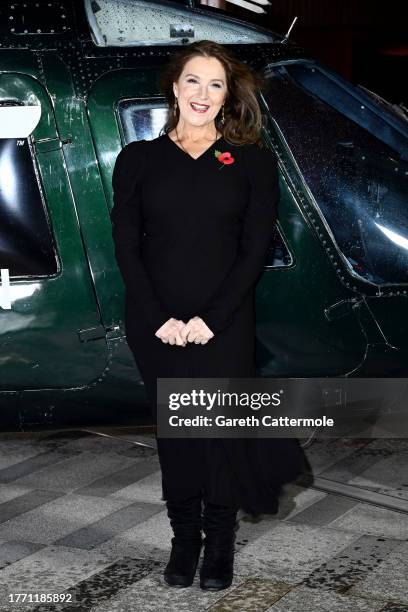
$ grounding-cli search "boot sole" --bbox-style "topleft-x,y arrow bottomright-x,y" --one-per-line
200,579 -> 233,591
164,574 -> 194,588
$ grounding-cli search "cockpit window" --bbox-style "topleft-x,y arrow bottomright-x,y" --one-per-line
264,62 -> 408,285
85,0 -> 277,47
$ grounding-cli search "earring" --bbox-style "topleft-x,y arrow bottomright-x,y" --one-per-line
173,98 -> 178,117
221,104 -> 225,124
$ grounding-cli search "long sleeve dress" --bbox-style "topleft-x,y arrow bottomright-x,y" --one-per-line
111,133 -> 304,514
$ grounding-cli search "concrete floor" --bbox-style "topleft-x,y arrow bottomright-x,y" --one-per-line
0,429 -> 407,611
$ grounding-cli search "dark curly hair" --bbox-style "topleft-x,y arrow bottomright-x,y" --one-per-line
157,40 -> 267,147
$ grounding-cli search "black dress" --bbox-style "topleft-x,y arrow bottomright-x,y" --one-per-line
111,133 -> 304,514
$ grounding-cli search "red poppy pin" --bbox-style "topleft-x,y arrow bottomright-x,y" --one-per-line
214,149 -> 235,169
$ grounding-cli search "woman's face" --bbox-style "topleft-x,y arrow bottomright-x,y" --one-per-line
173,55 -> 227,130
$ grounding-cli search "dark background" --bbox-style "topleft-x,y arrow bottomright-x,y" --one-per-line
211,0 -> 407,107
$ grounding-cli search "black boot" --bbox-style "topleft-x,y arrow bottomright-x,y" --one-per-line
200,500 -> 238,591
164,494 -> 203,587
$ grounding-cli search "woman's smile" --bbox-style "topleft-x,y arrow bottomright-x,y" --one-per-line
190,101 -> 210,113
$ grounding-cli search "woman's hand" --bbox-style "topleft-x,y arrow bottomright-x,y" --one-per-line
180,316 -> 214,345
155,318 -> 187,346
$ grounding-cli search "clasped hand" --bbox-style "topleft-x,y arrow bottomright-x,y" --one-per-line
155,316 -> 214,346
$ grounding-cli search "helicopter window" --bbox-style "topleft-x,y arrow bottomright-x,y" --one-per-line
116,98 -> 293,269
117,100 -> 169,143
85,0 -> 276,47
264,226 -> 293,268
0,138 -> 58,277
264,62 -> 408,286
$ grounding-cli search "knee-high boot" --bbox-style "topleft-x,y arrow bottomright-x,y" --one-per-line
200,500 -> 238,591
163,494 -> 204,587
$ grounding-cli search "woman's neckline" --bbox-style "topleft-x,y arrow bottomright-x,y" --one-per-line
165,131 -> 224,161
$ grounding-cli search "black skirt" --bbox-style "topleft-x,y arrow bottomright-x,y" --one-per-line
126,292 -> 305,515
156,436 -> 305,515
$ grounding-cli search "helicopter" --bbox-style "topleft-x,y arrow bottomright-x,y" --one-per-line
0,0 -> 407,429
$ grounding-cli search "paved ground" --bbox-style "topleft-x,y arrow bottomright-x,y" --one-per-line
0,428 -> 407,611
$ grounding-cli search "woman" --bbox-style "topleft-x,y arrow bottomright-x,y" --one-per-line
111,40 -> 304,591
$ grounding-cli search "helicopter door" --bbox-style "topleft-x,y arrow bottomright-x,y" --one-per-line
0,75 -> 107,389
